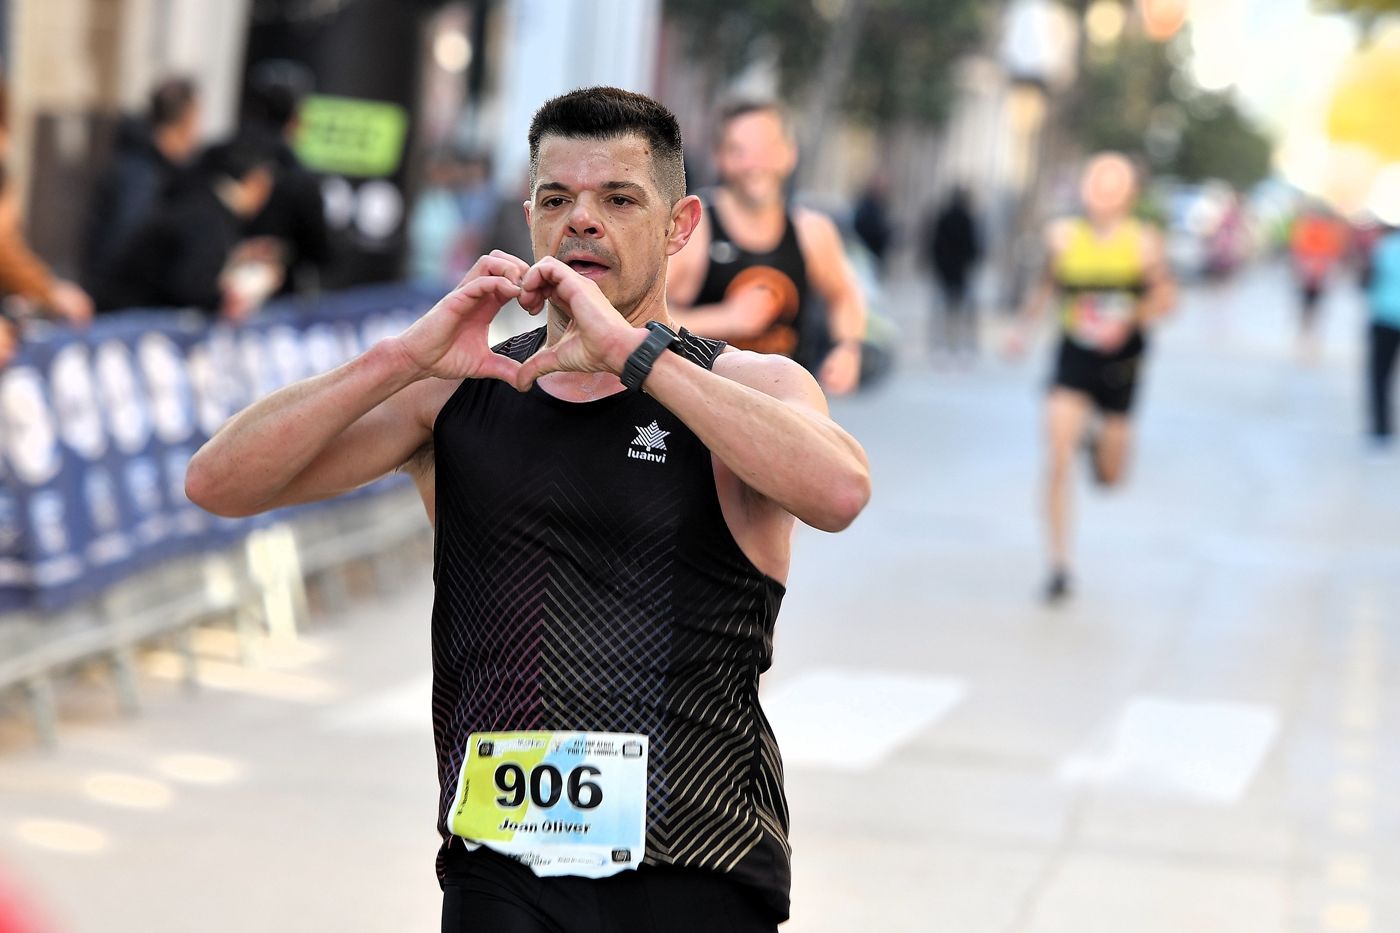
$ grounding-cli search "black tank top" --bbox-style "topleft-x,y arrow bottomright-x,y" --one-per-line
693,191 -> 809,359
431,327 -> 791,919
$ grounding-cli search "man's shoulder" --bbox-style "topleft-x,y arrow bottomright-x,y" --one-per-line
791,206 -> 844,256
712,345 -> 818,394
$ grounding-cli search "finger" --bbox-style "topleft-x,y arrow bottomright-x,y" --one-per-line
475,351 -> 524,386
514,347 -> 559,391
517,280 -> 553,315
439,275 -> 521,319
488,250 -> 532,280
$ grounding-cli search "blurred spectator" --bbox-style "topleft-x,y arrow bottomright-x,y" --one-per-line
1289,204 -> 1347,346
667,99 -> 867,395
239,60 -> 329,295
481,170 -> 534,262
853,170 -> 895,276
81,76 -> 201,289
91,138 -> 277,318
408,150 -> 498,284
1366,223 -> 1400,449
923,186 -> 982,358
0,167 -> 94,331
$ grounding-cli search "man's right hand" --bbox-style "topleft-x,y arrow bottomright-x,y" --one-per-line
393,251 -> 529,384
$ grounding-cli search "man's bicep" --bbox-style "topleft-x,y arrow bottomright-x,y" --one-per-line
715,349 -> 830,418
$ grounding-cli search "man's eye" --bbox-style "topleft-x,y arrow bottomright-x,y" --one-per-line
543,197 -> 566,208
609,196 -> 632,207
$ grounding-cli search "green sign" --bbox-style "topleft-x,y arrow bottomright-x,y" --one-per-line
294,95 -> 409,178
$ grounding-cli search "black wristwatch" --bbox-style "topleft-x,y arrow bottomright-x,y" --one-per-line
620,321 -> 679,391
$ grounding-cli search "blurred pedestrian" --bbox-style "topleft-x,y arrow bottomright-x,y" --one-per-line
923,185 -> 982,359
1289,204 -> 1347,352
1365,223 -> 1400,449
408,150 -> 498,285
91,138 -> 277,318
238,60 -> 329,295
482,169 -> 534,262
0,166 -> 94,331
1008,153 -> 1176,603
853,170 -> 895,277
82,76 -> 201,289
667,99 -> 867,394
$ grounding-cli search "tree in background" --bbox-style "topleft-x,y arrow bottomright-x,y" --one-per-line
1063,26 -> 1274,190
1312,0 -> 1400,43
664,0 -> 986,157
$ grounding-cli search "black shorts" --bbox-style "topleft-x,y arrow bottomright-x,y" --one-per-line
441,846 -> 781,933
1050,333 -> 1147,415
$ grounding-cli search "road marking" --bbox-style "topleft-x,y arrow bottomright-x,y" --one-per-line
154,754 -> 246,786
1056,696 -> 1278,803
1332,808 -> 1372,836
760,669 -> 965,772
322,674 -> 434,733
1333,774 -> 1374,801
145,651 -> 339,703
14,819 -> 109,854
1321,902 -> 1372,932
1326,856 -> 1371,888
82,773 -> 173,810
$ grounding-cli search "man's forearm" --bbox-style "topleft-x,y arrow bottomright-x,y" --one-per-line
640,351 -> 869,532
670,290 -> 775,342
825,293 -> 866,345
186,338 -> 420,516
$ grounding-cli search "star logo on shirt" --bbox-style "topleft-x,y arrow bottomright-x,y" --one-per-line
632,421 -> 669,451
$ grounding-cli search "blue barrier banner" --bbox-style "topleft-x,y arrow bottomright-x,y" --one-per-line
0,282 -> 444,614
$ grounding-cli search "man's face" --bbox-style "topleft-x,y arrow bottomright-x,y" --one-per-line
526,133 -> 677,319
714,110 -> 796,209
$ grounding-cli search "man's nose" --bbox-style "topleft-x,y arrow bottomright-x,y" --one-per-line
567,199 -> 602,238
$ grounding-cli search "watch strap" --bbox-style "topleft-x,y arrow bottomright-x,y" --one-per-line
620,321 -> 679,391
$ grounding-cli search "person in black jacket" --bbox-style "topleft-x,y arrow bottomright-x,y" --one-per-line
924,186 -> 982,358
239,60 -> 329,296
82,77 -> 201,289
91,139 -> 275,316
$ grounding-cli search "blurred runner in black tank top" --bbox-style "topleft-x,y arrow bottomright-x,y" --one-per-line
185,87 -> 871,932
667,100 -> 868,394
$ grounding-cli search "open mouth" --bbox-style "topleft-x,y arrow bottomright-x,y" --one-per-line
565,259 -> 611,277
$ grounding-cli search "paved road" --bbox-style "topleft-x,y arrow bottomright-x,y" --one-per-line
1,263 -> 1396,933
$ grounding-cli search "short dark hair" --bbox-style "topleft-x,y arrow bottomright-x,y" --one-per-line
714,98 -> 793,143
149,77 -> 198,130
244,60 -> 313,129
527,86 -> 686,205
197,137 -> 273,183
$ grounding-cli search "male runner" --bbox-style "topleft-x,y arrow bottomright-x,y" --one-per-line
666,100 -> 867,395
185,87 -> 870,932
1008,152 -> 1174,603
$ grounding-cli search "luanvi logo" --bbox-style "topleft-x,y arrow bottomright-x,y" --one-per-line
629,421 -> 669,464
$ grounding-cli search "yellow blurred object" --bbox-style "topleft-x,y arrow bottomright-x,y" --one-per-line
1327,26 -> 1400,162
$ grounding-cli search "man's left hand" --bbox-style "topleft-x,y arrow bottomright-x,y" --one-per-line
514,257 -> 644,390
818,341 -> 861,396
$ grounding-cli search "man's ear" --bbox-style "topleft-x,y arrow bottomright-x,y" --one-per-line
522,199 -> 533,228
665,195 -> 703,257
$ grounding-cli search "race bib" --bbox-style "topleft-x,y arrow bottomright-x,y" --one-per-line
1068,291 -> 1136,349
449,731 -> 648,878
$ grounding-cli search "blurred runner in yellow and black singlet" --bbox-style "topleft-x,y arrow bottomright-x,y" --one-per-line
1009,153 -> 1176,603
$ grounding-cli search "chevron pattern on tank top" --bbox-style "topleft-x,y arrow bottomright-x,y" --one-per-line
430,325 -> 789,893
